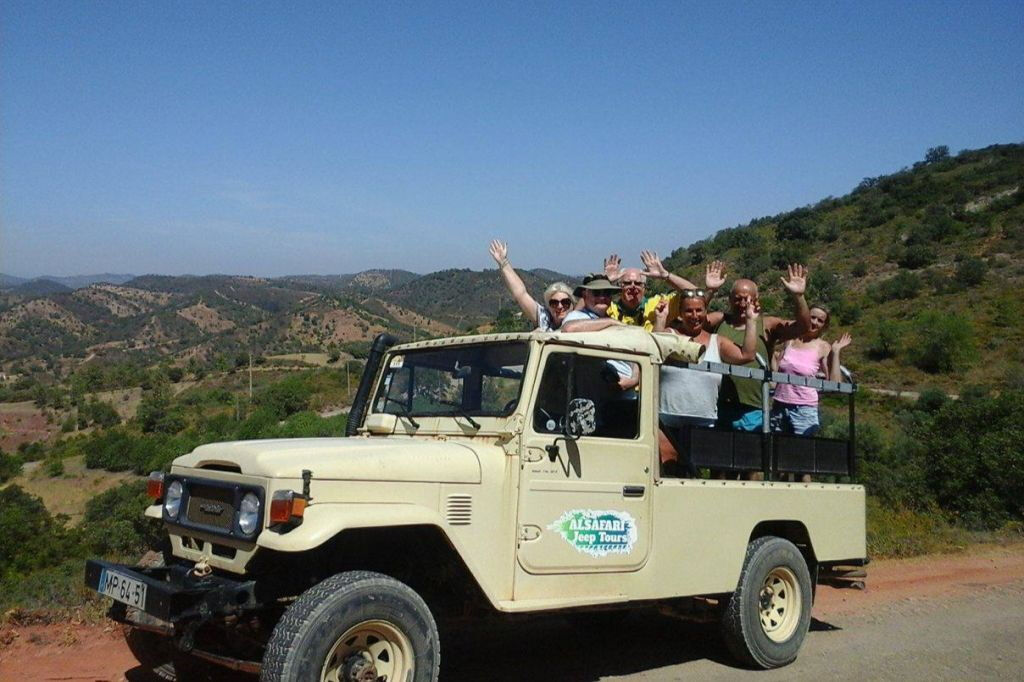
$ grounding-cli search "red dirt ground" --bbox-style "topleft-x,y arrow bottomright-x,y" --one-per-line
2,543 -> 1023,682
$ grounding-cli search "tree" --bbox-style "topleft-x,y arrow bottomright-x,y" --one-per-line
865,318 -> 902,359
493,307 -> 526,333
906,310 -> 976,373
924,146 -> 950,164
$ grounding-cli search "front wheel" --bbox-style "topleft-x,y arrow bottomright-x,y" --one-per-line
721,536 -> 813,669
261,571 -> 440,682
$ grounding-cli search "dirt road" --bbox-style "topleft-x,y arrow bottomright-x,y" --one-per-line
3,544 -> 1023,681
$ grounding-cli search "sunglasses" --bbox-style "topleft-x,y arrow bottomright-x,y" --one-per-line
681,289 -> 706,298
548,298 -> 572,308
590,289 -> 617,298
620,280 -> 646,287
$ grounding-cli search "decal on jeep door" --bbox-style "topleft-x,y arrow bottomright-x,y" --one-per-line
548,509 -> 638,557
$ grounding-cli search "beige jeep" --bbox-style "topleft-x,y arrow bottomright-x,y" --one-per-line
86,329 -> 866,681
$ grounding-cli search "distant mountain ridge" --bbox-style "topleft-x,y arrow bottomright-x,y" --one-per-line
0,273 -> 136,290
1,143 -> 1021,395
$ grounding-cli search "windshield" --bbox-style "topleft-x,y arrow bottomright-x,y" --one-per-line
372,342 -> 530,418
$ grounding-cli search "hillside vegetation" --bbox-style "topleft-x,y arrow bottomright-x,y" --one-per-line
663,143 -> 1023,393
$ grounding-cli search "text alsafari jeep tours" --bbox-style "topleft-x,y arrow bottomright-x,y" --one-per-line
86,329 -> 867,681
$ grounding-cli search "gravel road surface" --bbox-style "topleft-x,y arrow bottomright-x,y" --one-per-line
2,545 -> 1022,681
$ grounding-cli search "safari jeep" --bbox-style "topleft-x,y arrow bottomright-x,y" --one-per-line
86,330 -> 866,681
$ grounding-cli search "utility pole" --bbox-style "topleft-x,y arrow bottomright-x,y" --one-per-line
248,351 -> 253,401
346,360 -> 351,396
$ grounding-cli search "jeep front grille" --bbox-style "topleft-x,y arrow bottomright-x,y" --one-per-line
186,485 -> 236,530
445,494 -> 472,525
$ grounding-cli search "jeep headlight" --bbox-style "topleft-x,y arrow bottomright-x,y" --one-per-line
163,480 -> 183,520
238,492 -> 261,535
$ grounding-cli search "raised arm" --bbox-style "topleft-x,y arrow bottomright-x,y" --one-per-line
718,302 -> 760,364
489,240 -> 540,326
766,263 -> 811,343
603,253 -> 622,282
640,250 -> 698,291
703,260 -> 726,303
652,299 -> 671,332
828,333 -> 852,382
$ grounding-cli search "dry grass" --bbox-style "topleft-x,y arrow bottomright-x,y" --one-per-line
5,456 -> 140,524
267,352 -> 331,366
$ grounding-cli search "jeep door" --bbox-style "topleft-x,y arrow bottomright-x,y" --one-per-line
516,347 -> 655,576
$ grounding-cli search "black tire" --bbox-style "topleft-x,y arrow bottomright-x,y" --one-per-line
721,536 -> 813,669
261,570 -> 440,682
123,627 -> 178,681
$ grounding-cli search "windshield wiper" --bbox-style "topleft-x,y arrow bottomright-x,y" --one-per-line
380,395 -> 420,429
436,400 -> 481,430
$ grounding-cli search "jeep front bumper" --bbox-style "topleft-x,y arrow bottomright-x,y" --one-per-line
84,558 -> 258,624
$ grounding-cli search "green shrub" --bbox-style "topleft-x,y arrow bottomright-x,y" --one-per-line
851,260 -> 868,278
898,244 -> 936,269
80,481 -> 163,559
865,318 -> 902,359
906,310 -> 976,373
955,257 -> 987,286
0,486 -> 70,579
915,388 -> 949,412
0,451 -> 22,483
918,391 -> 1024,529
44,453 -> 64,477
869,271 -> 921,301
256,374 -> 312,419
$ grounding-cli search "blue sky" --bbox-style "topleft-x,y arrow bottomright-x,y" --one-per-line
2,1 -> 1021,278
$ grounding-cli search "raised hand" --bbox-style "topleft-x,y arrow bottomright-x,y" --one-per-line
780,263 -> 808,296
489,240 -> 509,266
655,298 -> 669,320
831,333 -> 852,352
603,254 -> 622,281
705,260 -> 726,290
640,250 -> 668,279
745,301 -> 760,321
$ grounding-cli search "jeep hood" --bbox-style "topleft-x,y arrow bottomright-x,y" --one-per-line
174,437 -> 482,483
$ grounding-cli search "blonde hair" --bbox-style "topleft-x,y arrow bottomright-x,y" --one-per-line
543,282 -> 574,305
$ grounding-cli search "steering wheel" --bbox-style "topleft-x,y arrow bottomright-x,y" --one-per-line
502,398 -> 519,413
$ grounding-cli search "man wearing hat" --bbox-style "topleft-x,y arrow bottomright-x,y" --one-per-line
561,274 -> 626,333
560,274 -> 639,390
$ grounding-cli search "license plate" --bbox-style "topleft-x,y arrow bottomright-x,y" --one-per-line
97,569 -> 147,608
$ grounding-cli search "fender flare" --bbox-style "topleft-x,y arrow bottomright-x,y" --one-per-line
256,503 -> 444,552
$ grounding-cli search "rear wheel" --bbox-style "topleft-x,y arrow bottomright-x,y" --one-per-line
261,570 -> 439,682
721,536 -> 812,669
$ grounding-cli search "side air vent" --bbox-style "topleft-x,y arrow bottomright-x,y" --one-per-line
445,494 -> 473,526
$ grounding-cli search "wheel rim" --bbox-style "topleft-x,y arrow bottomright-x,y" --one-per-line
321,619 -> 415,682
758,566 -> 802,643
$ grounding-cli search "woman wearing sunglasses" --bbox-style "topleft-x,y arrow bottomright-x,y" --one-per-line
489,240 -> 575,331
653,292 -> 759,476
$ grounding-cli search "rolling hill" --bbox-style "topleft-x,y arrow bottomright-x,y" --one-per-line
1,143 -> 1020,395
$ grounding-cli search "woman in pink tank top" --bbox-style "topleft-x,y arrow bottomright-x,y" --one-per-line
771,306 -> 852,436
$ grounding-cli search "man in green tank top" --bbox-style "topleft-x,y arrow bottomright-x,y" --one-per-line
708,264 -> 810,431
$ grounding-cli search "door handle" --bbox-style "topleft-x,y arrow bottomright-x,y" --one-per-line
622,485 -> 645,498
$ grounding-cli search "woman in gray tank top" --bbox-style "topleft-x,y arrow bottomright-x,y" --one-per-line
653,293 -> 760,475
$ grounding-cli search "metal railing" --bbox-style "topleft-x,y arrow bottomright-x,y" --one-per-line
681,359 -> 858,480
